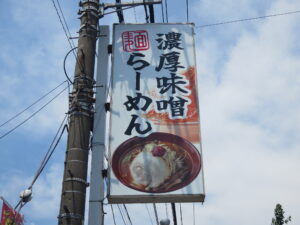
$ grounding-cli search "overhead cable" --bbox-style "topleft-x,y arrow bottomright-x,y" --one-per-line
186,0 -> 189,22
64,47 -> 78,84
55,0 -> 76,48
196,10 -> 300,28
149,4 -> 155,23
111,205 -> 117,225
165,203 -> 169,218
29,115 -> 68,189
179,203 -> 183,225
171,203 -> 178,225
161,0 -> 165,23
132,0 -> 138,23
117,204 -> 128,225
0,84 -> 69,140
123,204 -> 133,225
102,6 -> 136,16
153,203 -> 159,225
51,0 -> 75,50
50,0 -> 84,72
0,80 -> 67,128
193,203 -> 195,225
116,0 -> 125,23
14,115 -> 68,209
165,0 -> 169,22
143,0 -> 150,23
145,204 -> 154,225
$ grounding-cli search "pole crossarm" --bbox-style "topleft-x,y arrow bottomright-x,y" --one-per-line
102,0 -> 161,9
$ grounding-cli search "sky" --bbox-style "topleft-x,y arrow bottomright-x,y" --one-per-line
0,0 -> 300,225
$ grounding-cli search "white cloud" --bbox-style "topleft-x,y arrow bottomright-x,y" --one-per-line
25,163 -> 63,219
196,0 -> 300,224
0,163 -> 63,223
0,0 -> 73,137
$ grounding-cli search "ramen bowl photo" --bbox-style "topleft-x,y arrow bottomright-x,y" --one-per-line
111,132 -> 201,193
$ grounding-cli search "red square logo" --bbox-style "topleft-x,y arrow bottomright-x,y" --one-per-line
122,30 -> 149,52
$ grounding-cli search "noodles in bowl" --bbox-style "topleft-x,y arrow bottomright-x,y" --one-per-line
111,132 -> 201,193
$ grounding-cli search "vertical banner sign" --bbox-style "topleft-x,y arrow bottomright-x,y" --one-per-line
108,23 -> 205,203
1,198 -> 24,225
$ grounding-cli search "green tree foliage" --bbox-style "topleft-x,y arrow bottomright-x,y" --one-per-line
271,204 -> 291,225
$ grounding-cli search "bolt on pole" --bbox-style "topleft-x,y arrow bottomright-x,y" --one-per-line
58,0 -> 100,225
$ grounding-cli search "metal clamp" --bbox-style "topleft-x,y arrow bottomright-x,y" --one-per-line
64,177 -> 88,185
58,213 -> 82,219
81,5 -> 98,12
68,147 -> 89,152
66,160 -> 87,164
68,110 -> 93,118
76,88 -> 94,93
63,190 -> 86,196
78,10 -> 99,19
74,74 -> 96,84
79,23 -> 97,33
70,100 -> 93,107
68,104 -> 94,114
80,0 -> 99,6
92,141 -> 105,146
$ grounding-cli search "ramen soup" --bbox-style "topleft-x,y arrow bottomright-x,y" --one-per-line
119,140 -> 191,192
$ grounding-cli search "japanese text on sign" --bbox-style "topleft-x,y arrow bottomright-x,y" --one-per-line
122,31 -> 191,136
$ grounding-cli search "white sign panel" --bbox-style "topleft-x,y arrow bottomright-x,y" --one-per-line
108,23 -> 205,203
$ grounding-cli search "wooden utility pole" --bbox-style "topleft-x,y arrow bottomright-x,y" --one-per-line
58,0 -> 100,224
57,1 -> 163,225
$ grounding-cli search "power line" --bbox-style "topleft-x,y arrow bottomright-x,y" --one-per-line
143,0 -> 149,23
0,80 -> 67,128
161,0 -> 165,23
29,114 -> 68,189
50,0 -> 84,72
165,0 -> 169,22
186,0 -> 189,22
55,0 -> 76,48
116,0 -> 125,23
102,6 -> 136,16
153,203 -> 159,225
193,203 -> 195,225
14,115 -> 68,209
51,0 -> 75,50
64,47 -> 77,84
132,0 -> 137,23
179,203 -> 183,225
171,203 -> 178,225
123,204 -> 132,225
0,85 -> 69,140
111,205 -> 117,225
149,4 -> 155,23
145,204 -> 154,225
196,10 -> 300,28
165,203 -> 169,218
117,204 -> 128,225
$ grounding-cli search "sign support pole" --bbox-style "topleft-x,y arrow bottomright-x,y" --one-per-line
88,25 -> 110,225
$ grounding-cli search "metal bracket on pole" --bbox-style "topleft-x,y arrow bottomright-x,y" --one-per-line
98,0 -> 161,17
63,190 -> 86,196
64,177 -> 89,186
58,213 -> 83,220
79,24 -> 98,33
79,0 -> 99,5
102,0 -> 161,9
